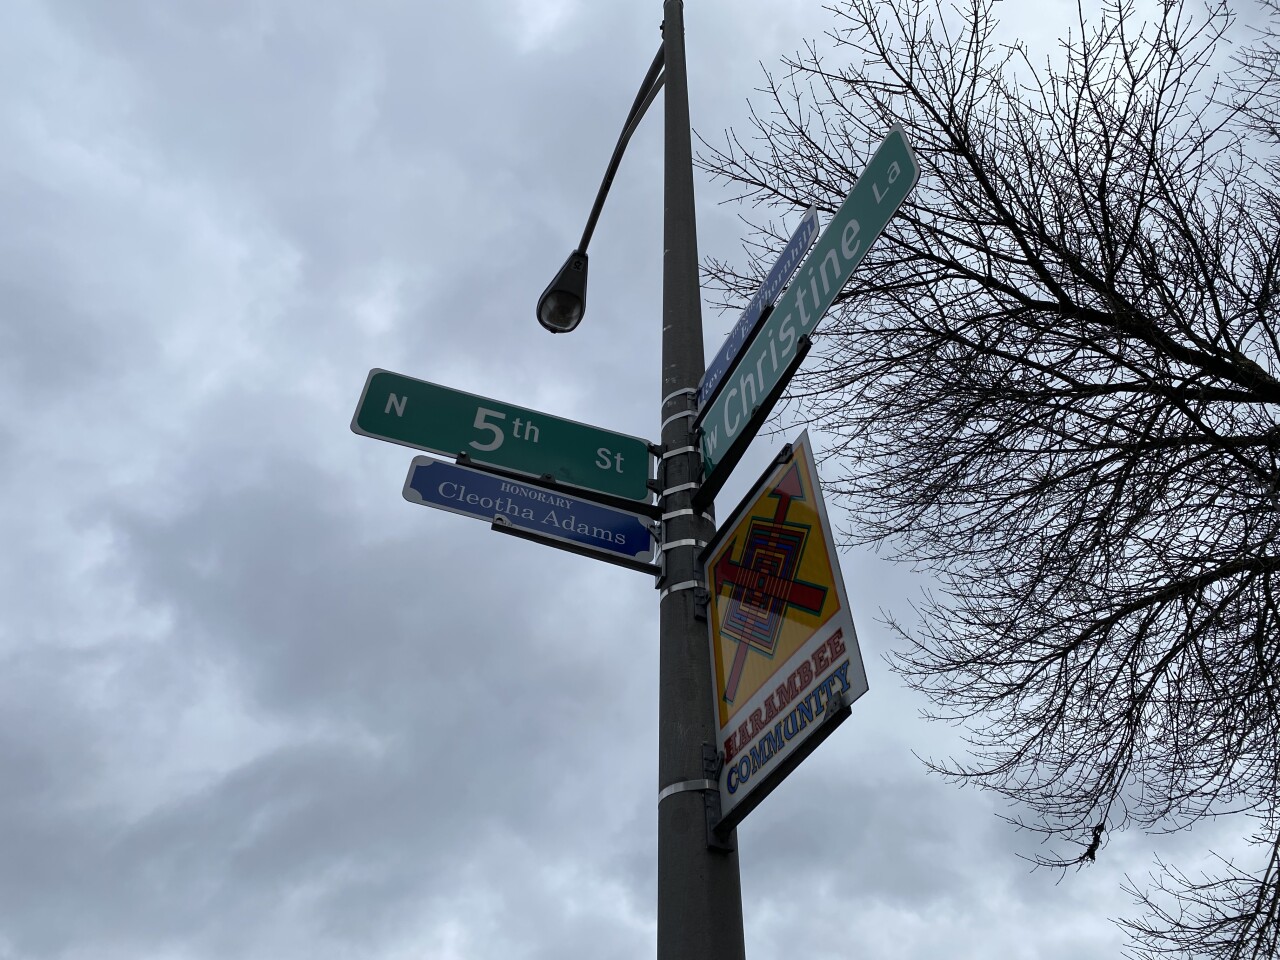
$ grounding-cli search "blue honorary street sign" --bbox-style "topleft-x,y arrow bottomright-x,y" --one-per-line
402,455 -> 657,571
697,206 -> 820,411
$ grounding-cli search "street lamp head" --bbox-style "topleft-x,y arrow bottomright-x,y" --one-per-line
537,250 -> 588,333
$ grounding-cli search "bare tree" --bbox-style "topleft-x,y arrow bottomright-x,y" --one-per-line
698,1 -> 1280,956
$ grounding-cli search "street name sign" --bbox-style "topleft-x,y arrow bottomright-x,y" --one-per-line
403,455 -> 657,572
696,206 -> 820,410
696,124 -> 920,501
701,431 -> 868,833
352,368 -> 655,503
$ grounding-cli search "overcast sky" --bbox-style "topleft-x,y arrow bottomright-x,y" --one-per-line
0,1 -> 1248,958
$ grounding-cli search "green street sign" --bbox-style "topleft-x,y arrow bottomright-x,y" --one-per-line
351,369 -> 655,503
696,124 -> 919,499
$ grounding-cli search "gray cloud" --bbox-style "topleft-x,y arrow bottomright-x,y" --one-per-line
0,1 -> 1216,958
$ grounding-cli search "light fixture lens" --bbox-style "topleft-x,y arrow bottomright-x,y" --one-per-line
536,250 -> 588,334
538,291 -> 585,333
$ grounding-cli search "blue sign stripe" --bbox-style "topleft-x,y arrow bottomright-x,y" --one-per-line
403,456 -> 656,563
697,207 -> 820,410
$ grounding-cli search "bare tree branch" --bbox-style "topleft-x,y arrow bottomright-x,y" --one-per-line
698,0 -> 1280,954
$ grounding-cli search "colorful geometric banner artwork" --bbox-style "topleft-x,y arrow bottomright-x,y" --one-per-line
703,431 -> 868,823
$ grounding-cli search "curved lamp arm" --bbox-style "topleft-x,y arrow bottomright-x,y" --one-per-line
537,42 -> 666,333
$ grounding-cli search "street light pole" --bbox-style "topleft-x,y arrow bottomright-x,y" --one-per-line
656,3 -> 747,959
535,2 -> 748,953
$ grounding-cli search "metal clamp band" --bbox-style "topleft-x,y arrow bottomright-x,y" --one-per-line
662,482 -> 700,496
657,779 -> 718,804
660,409 -> 698,430
661,508 -> 715,522
661,387 -> 699,407
661,539 -> 706,552
659,579 -> 702,598
661,445 -> 699,459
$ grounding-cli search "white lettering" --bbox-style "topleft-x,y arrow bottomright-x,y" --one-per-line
703,423 -> 719,456
819,248 -> 841,297
778,314 -> 797,356
470,408 -> 506,452
725,388 -> 741,435
841,219 -> 861,261
740,369 -> 758,418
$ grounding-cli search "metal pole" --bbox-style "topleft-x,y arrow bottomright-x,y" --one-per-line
656,3 -> 747,959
